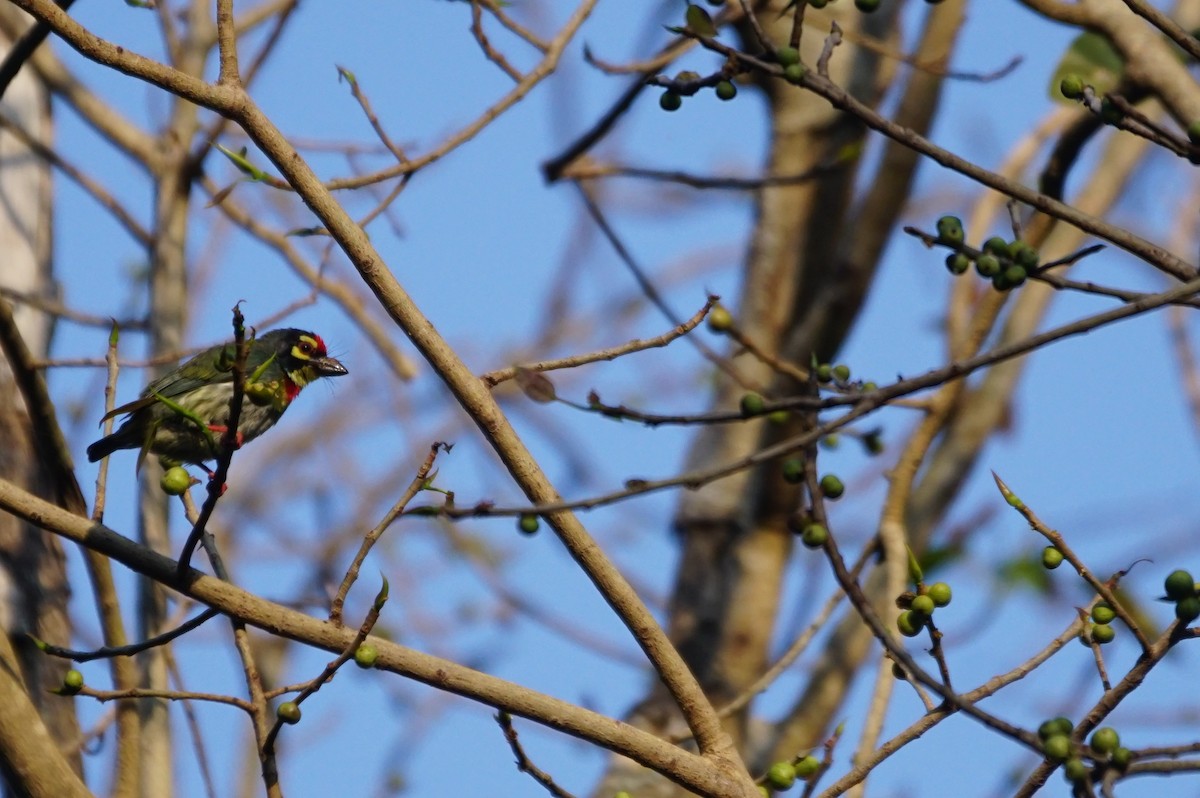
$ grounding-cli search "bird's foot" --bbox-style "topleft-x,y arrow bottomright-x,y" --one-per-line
196,463 -> 228,496
207,425 -> 245,449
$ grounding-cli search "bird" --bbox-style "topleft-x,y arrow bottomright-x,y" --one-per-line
87,328 -> 348,470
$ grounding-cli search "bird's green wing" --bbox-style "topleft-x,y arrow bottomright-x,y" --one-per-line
147,341 -> 240,398
100,341 -> 238,423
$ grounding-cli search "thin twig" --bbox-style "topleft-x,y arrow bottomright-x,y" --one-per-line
495,712 -> 579,798
480,298 -> 714,388
991,473 -> 1152,653
329,443 -> 444,625
34,608 -> 219,662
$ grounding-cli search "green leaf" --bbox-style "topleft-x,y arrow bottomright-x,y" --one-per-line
374,575 -> 390,610
685,4 -> 716,37
1049,31 -> 1123,104
215,143 -> 268,182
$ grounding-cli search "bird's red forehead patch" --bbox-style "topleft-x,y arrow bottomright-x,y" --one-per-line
302,331 -> 331,352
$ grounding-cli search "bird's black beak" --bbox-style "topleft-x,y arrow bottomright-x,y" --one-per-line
313,356 -> 348,377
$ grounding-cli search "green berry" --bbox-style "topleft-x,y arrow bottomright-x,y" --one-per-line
935,215 -> 964,245
815,363 -> 833,383
1038,717 -> 1073,739
783,63 -> 807,84
1175,595 -> 1200,623
776,46 -> 800,67
1091,623 -> 1115,644
1002,264 -> 1027,288
1164,569 -> 1195,600
975,254 -> 1001,277
862,432 -> 885,455
1063,758 -> 1088,783
819,474 -> 844,499
715,80 -> 737,101
1042,546 -> 1064,570
1090,727 -> 1120,755
861,381 -> 877,392
831,364 -> 851,382
1112,747 -> 1132,770
62,669 -> 84,695
855,0 -> 881,11
910,594 -> 935,618
982,236 -> 1009,256
1011,242 -> 1039,270
707,305 -> 734,332
896,610 -> 924,637
945,253 -> 971,275
819,434 -> 839,450
740,392 -> 766,417
927,582 -> 952,607
277,701 -> 302,724
1042,734 -> 1071,761
793,755 -> 820,778
891,662 -> 907,680
765,762 -> 796,790
800,523 -> 828,548
659,91 -> 682,112
518,514 -> 540,535
1059,74 -> 1085,100
160,466 -> 192,496
767,409 -> 791,425
354,644 -> 379,669
1091,602 -> 1115,625
782,458 -> 805,484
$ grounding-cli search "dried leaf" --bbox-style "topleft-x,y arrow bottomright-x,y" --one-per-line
514,366 -> 557,403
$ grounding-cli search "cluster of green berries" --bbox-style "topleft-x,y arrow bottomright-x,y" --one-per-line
780,460 -> 844,496
774,46 -> 807,85
814,361 -> 878,395
658,69 -> 738,112
759,753 -> 821,794
895,582 -> 952,637
1038,718 -> 1130,784
1086,601 -> 1117,645
934,216 -> 1040,292
814,362 -> 852,385
1164,569 -> 1200,624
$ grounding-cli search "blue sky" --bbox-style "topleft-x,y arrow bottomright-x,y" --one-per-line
30,1 -> 1200,796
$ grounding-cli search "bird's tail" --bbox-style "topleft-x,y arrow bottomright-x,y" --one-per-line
86,435 -> 119,463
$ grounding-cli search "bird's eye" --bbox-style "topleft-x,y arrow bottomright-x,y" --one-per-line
298,341 -> 313,355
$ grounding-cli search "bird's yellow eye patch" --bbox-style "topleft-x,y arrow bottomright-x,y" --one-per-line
293,335 -> 319,360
